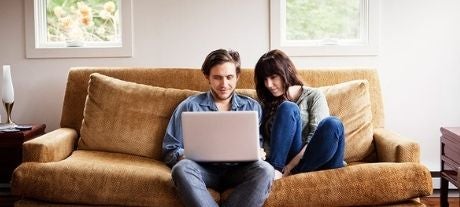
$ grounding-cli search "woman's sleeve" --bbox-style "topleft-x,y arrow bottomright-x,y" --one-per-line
305,90 -> 330,143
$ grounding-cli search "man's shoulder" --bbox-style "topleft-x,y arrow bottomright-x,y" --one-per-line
235,93 -> 256,101
234,93 -> 261,109
183,92 -> 207,102
176,92 -> 207,108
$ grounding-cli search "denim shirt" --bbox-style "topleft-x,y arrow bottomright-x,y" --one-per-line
162,90 -> 263,167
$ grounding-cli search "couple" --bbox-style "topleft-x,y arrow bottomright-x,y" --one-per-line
162,49 -> 345,207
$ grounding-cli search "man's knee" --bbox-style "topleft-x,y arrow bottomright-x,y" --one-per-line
253,160 -> 275,181
172,159 -> 199,181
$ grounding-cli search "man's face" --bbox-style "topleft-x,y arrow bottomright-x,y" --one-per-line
206,62 -> 239,102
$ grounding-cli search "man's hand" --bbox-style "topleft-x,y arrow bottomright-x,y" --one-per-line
178,155 -> 186,161
259,148 -> 266,160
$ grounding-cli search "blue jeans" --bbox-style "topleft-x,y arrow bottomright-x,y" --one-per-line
171,159 -> 274,207
267,101 -> 345,173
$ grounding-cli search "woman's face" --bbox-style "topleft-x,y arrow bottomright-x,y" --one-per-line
264,74 -> 284,97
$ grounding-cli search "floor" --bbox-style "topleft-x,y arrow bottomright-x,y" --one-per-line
0,187 -> 458,207
421,189 -> 459,207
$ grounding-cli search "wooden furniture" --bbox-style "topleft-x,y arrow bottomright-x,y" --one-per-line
440,127 -> 460,207
0,124 -> 46,183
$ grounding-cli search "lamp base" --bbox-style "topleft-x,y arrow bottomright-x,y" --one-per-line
3,101 -> 16,127
0,123 -> 16,130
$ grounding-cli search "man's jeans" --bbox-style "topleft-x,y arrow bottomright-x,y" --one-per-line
171,159 -> 274,207
267,101 -> 345,173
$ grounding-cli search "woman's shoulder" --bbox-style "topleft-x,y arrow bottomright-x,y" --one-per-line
301,86 -> 323,97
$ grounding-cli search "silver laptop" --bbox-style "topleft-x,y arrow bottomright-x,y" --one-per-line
182,111 -> 260,162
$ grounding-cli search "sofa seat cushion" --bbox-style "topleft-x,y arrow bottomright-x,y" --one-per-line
12,150 -> 219,206
78,73 -> 199,159
261,162 -> 432,207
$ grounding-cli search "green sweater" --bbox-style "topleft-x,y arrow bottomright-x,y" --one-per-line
295,86 -> 330,144
263,86 -> 330,152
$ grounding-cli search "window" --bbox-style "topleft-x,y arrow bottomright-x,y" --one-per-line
270,0 -> 379,56
25,0 -> 133,58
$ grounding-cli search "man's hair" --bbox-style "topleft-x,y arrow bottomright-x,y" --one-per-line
201,49 -> 241,76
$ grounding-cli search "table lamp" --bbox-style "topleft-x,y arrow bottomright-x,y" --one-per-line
2,65 -> 15,126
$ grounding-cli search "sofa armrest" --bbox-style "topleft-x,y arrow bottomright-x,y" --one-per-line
23,128 -> 78,163
373,128 -> 420,162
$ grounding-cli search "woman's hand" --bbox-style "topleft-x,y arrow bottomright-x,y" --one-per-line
283,145 -> 307,177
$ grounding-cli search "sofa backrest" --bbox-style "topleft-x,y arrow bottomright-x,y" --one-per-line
61,67 -> 384,134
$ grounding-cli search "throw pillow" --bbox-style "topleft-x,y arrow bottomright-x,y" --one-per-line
319,80 -> 373,162
78,73 -> 199,159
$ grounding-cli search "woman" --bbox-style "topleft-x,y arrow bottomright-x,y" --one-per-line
254,49 -> 345,179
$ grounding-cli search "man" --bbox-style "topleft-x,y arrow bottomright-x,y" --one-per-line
162,49 -> 274,207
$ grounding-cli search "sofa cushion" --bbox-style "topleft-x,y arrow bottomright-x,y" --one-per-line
262,162 -> 432,206
320,80 -> 373,162
11,150 -> 220,206
78,73 -> 199,159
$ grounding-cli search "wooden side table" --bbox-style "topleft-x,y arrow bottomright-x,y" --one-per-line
440,127 -> 460,207
0,124 -> 46,183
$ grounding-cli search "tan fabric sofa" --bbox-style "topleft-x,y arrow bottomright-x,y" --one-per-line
11,67 -> 432,206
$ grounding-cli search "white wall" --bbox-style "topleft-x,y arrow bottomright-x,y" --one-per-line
0,0 -> 459,171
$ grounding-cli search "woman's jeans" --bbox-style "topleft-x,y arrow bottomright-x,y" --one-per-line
171,159 -> 274,207
267,101 -> 345,173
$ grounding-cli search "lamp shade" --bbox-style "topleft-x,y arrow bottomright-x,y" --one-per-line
2,65 -> 14,103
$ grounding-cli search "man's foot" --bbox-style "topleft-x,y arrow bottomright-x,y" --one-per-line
274,169 -> 283,180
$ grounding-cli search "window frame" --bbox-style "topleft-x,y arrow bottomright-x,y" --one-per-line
25,0 -> 133,58
270,0 -> 379,57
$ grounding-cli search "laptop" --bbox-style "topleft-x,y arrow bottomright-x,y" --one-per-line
181,111 -> 261,162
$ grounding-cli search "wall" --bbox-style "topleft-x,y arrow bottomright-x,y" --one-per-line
0,0 -> 459,172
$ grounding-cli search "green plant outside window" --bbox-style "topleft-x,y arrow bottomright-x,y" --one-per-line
46,0 -> 120,46
286,0 -> 361,41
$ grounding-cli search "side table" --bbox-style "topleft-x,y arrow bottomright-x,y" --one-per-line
440,127 -> 460,207
0,124 -> 46,183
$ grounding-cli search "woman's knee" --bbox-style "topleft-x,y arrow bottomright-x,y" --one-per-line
318,117 -> 344,137
277,101 -> 300,115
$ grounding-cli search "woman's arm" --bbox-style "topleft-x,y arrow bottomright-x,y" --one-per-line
305,89 -> 330,143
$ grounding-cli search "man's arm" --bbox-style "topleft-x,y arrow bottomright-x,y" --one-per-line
254,102 -> 264,148
162,102 -> 188,167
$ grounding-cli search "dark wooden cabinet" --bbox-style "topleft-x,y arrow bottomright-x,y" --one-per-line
0,124 -> 46,183
440,127 -> 460,207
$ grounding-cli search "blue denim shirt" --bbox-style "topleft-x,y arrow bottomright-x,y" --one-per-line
162,90 -> 263,167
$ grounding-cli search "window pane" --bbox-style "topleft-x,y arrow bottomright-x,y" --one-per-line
286,0 -> 361,41
46,0 -> 121,46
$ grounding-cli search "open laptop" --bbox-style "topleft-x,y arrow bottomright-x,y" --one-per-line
181,111 -> 261,162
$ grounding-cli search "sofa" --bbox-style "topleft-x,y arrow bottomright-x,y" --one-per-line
11,67 -> 432,206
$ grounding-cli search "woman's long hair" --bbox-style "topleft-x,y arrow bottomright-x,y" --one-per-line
254,49 -> 303,104
254,49 -> 304,132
